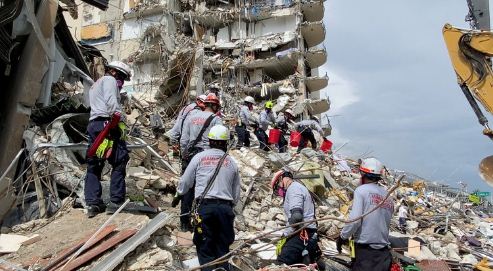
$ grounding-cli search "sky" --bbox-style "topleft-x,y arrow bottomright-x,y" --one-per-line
320,1 -> 493,193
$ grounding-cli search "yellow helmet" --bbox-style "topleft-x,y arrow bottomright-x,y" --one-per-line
265,101 -> 274,109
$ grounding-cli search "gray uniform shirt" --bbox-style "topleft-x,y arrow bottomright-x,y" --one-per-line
178,148 -> 241,204
180,110 -> 223,154
239,105 -> 253,126
294,120 -> 323,134
340,183 -> 394,249
169,102 -> 198,144
89,76 -> 122,120
283,182 -> 316,235
259,110 -> 276,131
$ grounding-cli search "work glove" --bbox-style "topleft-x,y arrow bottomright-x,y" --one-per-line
336,236 -> 347,254
96,139 -> 114,159
118,122 -> 127,140
275,237 -> 287,256
171,193 -> 183,208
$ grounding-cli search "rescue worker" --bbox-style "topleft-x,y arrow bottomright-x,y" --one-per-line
174,125 -> 241,271
337,158 -> 394,271
275,109 -> 295,153
398,200 -> 408,234
293,116 -> 323,153
84,61 -> 131,218
235,96 -> 256,148
175,93 -> 223,232
271,170 -> 325,270
168,94 -> 207,147
255,100 -> 276,151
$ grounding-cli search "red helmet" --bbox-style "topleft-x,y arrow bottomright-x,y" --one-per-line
204,93 -> 221,106
271,170 -> 293,197
271,170 -> 284,190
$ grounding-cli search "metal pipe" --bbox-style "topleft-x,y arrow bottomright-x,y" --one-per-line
0,149 -> 24,184
133,138 -> 179,175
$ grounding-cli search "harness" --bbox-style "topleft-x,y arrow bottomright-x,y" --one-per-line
178,105 -> 200,142
190,153 -> 228,233
182,114 -> 215,162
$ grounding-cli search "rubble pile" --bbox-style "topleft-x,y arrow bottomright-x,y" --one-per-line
0,120 -> 490,271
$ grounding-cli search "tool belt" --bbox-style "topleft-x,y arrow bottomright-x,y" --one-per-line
355,243 -> 390,251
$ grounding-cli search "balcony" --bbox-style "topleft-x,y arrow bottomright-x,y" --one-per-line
306,46 -> 326,69
305,74 -> 328,92
301,0 -> 324,22
301,21 -> 325,47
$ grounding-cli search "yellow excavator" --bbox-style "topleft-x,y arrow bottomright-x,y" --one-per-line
442,0 -> 493,186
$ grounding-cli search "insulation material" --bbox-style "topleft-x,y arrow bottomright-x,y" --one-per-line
81,23 -> 111,40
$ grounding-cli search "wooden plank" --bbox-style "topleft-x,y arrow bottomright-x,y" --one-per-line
31,162 -> 47,218
407,239 -> 421,258
41,224 -> 116,271
60,229 -> 137,271
416,260 -> 451,271
91,212 -> 172,271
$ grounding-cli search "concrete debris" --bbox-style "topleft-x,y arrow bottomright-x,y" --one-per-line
1,0 -> 493,269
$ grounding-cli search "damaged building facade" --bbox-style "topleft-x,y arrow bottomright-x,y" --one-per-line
3,0 -> 493,269
0,0 -> 106,220
73,0 -> 330,119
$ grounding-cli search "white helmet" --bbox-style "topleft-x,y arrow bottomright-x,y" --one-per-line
208,125 -> 229,141
107,61 -> 131,81
197,94 -> 207,102
285,109 -> 294,116
244,96 -> 255,104
360,158 -> 384,176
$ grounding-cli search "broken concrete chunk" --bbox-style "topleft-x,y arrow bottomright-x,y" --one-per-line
0,234 -> 31,253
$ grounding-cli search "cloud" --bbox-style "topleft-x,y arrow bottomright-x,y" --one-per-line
320,68 -> 360,115
322,0 -> 493,192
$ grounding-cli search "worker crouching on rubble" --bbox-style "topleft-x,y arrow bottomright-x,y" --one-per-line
235,96 -> 256,148
337,158 -> 394,271
271,170 -> 325,270
174,93 -> 223,232
294,116 -> 324,153
84,61 -> 131,218
255,101 -> 276,151
275,109 -> 295,153
168,94 -> 207,154
175,125 -> 241,271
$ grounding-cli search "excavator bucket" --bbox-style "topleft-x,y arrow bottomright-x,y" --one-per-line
479,155 -> 493,186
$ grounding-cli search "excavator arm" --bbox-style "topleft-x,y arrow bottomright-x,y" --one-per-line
443,23 -> 493,131
443,23 -> 493,185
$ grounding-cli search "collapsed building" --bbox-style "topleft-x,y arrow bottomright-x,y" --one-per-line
1,0 -> 493,270
72,0 -> 330,119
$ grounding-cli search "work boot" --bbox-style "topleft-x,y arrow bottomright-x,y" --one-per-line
87,204 -> 106,218
316,259 -> 326,271
180,223 -> 193,233
106,201 -> 124,214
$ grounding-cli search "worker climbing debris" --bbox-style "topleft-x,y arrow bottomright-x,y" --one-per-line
275,108 -> 295,153
236,96 -> 256,148
255,100 -> 276,151
175,124 -> 241,271
293,116 -> 324,153
337,158 -> 394,271
168,94 -> 207,155
175,92 -> 223,232
84,61 -> 131,218
271,170 -> 325,270
398,199 -> 409,234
